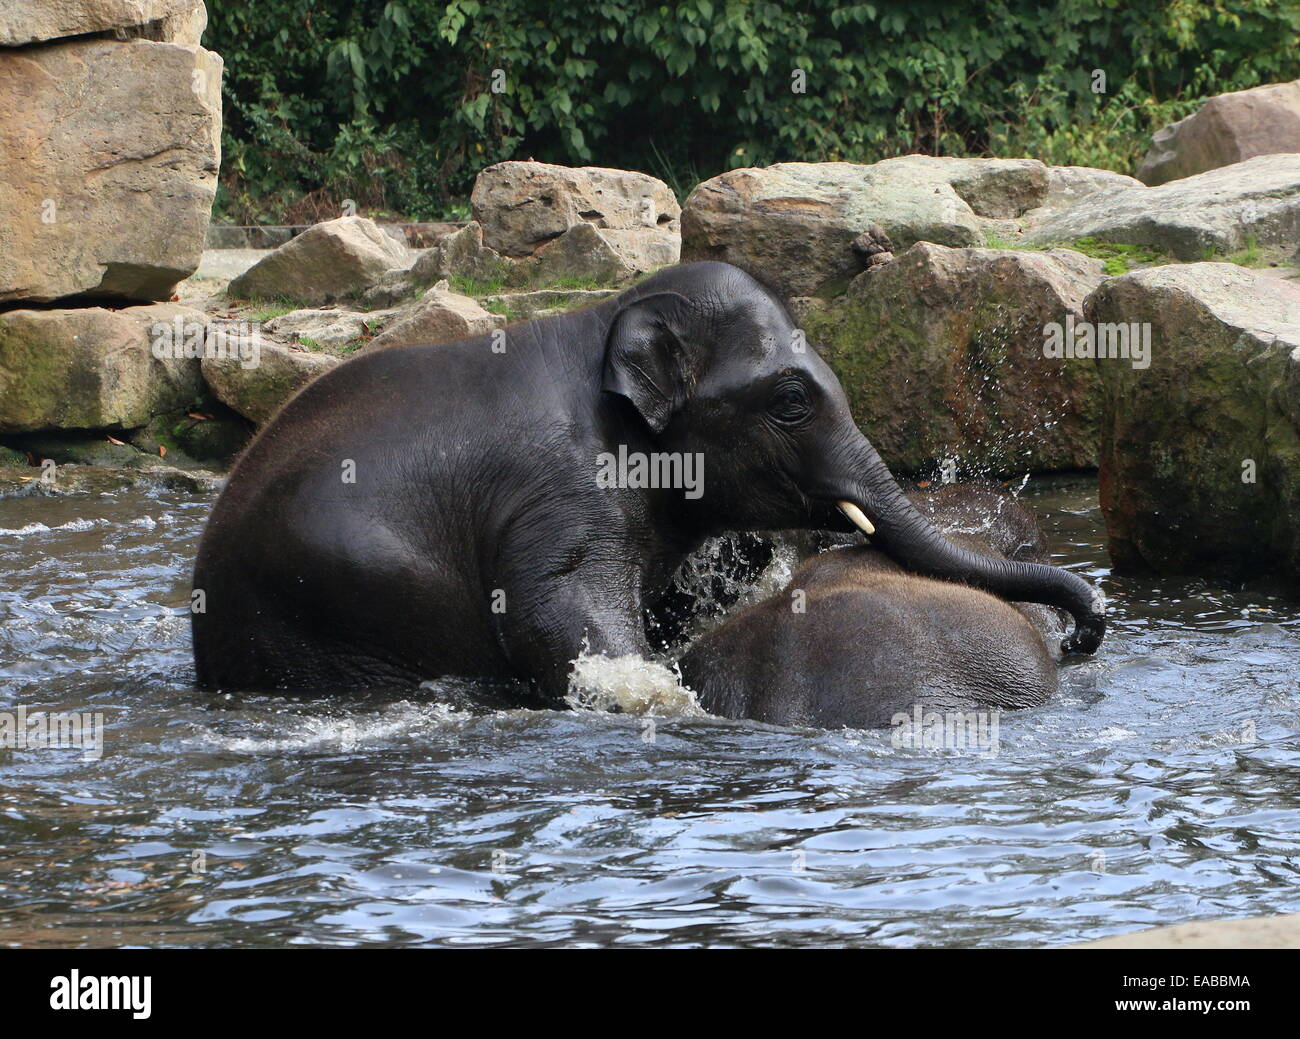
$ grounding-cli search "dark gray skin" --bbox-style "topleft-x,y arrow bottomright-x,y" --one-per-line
679,484 -> 1070,729
192,262 -> 1104,699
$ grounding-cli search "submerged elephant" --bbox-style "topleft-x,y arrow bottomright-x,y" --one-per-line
679,483 -> 1075,729
192,262 -> 1104,698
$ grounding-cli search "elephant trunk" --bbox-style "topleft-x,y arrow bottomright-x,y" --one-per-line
838,436 -> 1106,654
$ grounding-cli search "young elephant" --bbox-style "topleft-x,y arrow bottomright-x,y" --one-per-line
678,484 -> 1069,729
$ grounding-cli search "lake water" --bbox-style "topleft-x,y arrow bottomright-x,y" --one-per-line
2,469 -> 1298,948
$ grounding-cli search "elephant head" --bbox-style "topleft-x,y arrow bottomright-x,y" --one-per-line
601,262 -> 1105,654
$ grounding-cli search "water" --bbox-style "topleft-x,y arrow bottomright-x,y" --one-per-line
2,469 -> 1298,948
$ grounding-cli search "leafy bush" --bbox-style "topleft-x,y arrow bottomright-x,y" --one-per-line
206,0 -> 1300,222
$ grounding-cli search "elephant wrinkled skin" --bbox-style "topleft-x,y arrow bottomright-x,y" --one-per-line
192,263 -> 1104,699
679,484 -> 1069,728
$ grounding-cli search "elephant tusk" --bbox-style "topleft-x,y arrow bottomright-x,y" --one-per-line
837,500 -> 875,536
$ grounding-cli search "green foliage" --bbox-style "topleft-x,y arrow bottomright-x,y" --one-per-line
206,0 -> 1300,222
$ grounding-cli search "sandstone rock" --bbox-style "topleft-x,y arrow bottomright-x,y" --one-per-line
682,161 -> 986,298
227,217 -> 412,305
0,304 -> 206,433
1138,80 -> 1300,185
800,243 -> 1107,475
480,288 -> 617,322
1088,263 -> 1300,579
366,284 -> 504,350
5,432 -> 158,468
264,309 -> 392,352
129,407 -> 250,464
1074,913 -> 1300,949
0,38 -> 222,304
406,222 -> 508,290
1043,165 -> 1144,208
1025,154 -> 1300,262
871,155 -> 1049,219
528,222 -> 675,285
201,344 -> 339,425
472,161 -> 680,259
0,0 -> 206,46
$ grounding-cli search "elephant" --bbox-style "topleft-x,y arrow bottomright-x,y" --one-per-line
677,483 -> 1075,729
191,262 -> 1104,699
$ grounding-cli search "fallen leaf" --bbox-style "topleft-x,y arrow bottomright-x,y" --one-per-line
159,445 -> 167,457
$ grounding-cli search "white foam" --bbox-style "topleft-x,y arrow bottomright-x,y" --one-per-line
0,517 -> 98,537
566,651 -> 703,717
201,701 -> 464,754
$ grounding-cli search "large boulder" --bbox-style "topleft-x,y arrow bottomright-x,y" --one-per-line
367,283 -> 503,350
0,0 -> 206,46
528,222 -> 677,285
871,155 -> 1049,219
227,217 -> 412,305
0,304 -> 206,432
1031,166 -> 1144,221
799,242 -> 1108,475
1088,263 -> 1300,579
201,345 -> 339,425
0,38 -> 222,304
1025,154 -> 1300,262
1137,80 -> 1300,186
681,159 -> 1052,298
471,161 -> 680,259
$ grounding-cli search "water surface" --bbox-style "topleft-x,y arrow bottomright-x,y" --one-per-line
2,471 -> 1298,948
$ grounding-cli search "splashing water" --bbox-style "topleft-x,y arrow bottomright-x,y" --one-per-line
566,650 -> 704,716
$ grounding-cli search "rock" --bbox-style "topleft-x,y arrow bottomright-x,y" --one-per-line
480,288 -> 617,322
1088,263 -> 1300,579
681,161 -> 986,298
799,242 -> 1108,475
201,344 -> 339,425
5,433 -> 156,468
357,268 -> 420,309
1138,80 -> 1300,185
0,304 -> 206,433
0,38 -> 222,304
366,284 -> 504,350
851,224 -> 894,259
194,248 -> 267,282
227,216 -> 412,305
871,155 -> 1049,219
1073,913 -> 1300,949
406,222 -> 509,290
1044,165 -> 1144,208
471,161 -> 680,259
528,222 -> 676,285
0,0 -> 207,46
1025,154 -> 1300,262
0,461 -> 223,497
129,406 -> 250,464
264,308 -> 389,351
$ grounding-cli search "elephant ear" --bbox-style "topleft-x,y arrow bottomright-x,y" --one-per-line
601,292 -> 694,433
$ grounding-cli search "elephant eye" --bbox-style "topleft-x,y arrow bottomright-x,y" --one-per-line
768,381 -> 811,425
